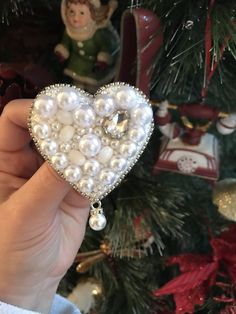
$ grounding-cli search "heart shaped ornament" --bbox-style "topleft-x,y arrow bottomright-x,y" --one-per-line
29,83 -> 154,230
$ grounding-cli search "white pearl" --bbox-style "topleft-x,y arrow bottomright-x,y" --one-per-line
78,177 -> 94,193
128,127 -> 146,142
32,123 -> 50,139
40,139 -> 58,155
59,125 -> 75,142
56,110 -> 73,125
83,160 -> 100,176
120,141 -> 137,157
51,121 -> 61,131
99,169 -> 116,185
79,134 -> 101,157
77,128 -> 86,136
101,137 -> 110,145
97,146 -> 113,164
74,106 -> 95,128
110,157 -> 127,171
34,95 -> 57,118
110,140 -> 119,149
94,128 -> 103,136
68,150 -> 86,166
60,143 -> 71,153
115,86 -> 138,109
131,104 -> 153,125
64,165 -> 81,183
89,213 -> 106,231
56,87 -> 79,111
94,95 -> 115,117
51,153 -> 68,170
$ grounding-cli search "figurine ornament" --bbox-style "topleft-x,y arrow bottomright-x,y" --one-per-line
28,83 -> 154,231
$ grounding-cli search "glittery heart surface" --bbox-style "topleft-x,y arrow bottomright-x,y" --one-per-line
29,83 -> 154,202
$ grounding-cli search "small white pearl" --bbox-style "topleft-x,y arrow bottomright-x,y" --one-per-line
77,128 -> 86,136
64,165 -> 81,183
110,140 -> 119,149
131,104 -> 153,125
89,213 -> 106,231
94,95 -> 115,117
51,121 -> 61,131
128,127 -> 146,142
78,177 -> 94,193
97,146 -> 113,164
115,86 -> 138,109
101,137 -> 110,145
99,169 -> 116,185
79,134 -> 101,157
56,87 -> 79,111
94,128 -> 103,136
110,156 -> 127,171
68,150 -> 86,166
83,160 -> 100,176
59,125 -> 75,142
60,143 -> 71,153
32,123 -> 50,139
40,139 -> 58,155
51,153 -> 68,170
74,106 -> 95,128
34,95 -> 57,118
120,141 -> 137,157
56,110 -> 73,125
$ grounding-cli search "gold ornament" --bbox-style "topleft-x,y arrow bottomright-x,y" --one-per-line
213,178 -> 236,221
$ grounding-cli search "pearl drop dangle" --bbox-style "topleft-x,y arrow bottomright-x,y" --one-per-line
89,202 -> 107,231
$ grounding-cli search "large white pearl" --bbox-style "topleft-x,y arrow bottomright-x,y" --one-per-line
64,165 -> 81,183
79,134 -> 101,157
32,123 -> 50,139
131,104 -> 153,125
78,177 -> 94,193
99,169 -> 116,185
94,95 -> 115,117
56,87 -> 79,111
89,213 -> 107,231
68,150 -> 86,166
128,127 -> 146,142
56,110 -> 73,125
120,141 -> 137,157
34,95 -> 57,118
73,106 -> 95,128
83,160 -> 100,176
97,146 -> 113,164
40,139 -> 58,155
110,156 -> 127,172
115,86 -> 138,109
51,153 -> 68,170
59,125 -> 75,142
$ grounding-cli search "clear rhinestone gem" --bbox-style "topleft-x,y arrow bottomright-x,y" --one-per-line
103,110 -> 129,139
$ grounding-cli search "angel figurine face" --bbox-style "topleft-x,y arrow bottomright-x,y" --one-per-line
65,1 -> 94,30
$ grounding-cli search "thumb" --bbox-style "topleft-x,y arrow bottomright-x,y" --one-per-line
9,162 -> 72,221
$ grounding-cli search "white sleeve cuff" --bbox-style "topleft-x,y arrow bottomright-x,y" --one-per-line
0,294 -> 80,314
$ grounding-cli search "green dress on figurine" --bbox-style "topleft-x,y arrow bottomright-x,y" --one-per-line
55,0 -> 119,93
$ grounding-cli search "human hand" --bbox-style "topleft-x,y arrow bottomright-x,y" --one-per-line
0,100 -> 90,313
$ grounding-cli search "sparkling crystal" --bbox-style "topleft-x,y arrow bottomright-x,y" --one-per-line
103,110 -> 129,139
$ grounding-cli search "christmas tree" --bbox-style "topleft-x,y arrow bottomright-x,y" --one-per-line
0,0 -> 236,313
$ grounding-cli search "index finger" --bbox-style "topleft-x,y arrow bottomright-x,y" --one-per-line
0,99 -> 33,152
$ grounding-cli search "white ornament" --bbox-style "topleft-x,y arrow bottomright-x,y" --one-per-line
120,141 -> 137,157
83,160 -> 100,176
97,146 -> 113,164
51,153 -> 68,170
74,106 -> 95,128
79,134 -> 101,157
41,139 -> 58,155
131,104 -> 153,125
56,110 -> 73,125
115,86 -> 138,109
59,125 -> 75,142
89,213 -> 106,231
29,83 -> 154,231
56,86 -> 80,111
68,150 -> 86,166
32,123 -> 50,139
64,165 -> 81,183
93,95 -> 115,117
34,95 -> 57,118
